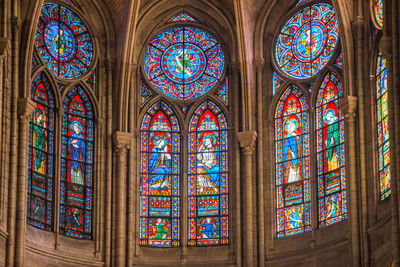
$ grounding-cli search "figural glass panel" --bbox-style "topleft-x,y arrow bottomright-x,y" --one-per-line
376,51 -> 391,200
144,27 -> 225,100
316,73 -> 347,227
275,86 -> 311,237
140,102 -> 181,247
35,3 -> 93,79
275,3 -> 339,79
27,73 -> 55,231
187,101 -> 229,246
59,86 -> 94,239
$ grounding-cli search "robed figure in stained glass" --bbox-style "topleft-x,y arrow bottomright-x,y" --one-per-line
149,134 -> 171,193
200,217 -> 217,238
197,134 -> 220,194
286,205 -> 303,229
283,119 -> 301,183
151,218 -> 169,240
325,109 -> 340,171
68,120 -> 85,185
32,108 -> 46,173
326,194 -> 340,219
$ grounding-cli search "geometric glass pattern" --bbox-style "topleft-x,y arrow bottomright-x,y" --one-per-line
275,86 -> 311,237
373,0 -> 384,29
297,0 -> 310,5
144,27 -> 225,100
85,72 -> 96,92
376,51 -> 391,200
59,86 -> 94,239
334,51 -> 343,70
32,55 -> 38,71
178,105 -> 188,116
140,102 -> 181,247
275,3 -> 339,79
216,78 -> 228,105
187,101 -> 229,246
168,13 -> 198,23
140,82 -> 153,107
62,0 -> 75,5
27,72 -> 55,231
316,72 -> 347,227
35,3 -> 93,79
273,71 -> 284,95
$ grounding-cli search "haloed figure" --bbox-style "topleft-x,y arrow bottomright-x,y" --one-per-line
68,121 -> 85,185
283,120 -> 301,183
201,217 -> 216,239
325,110 -> 340,171
32,109 -> 46,174
197,135 -> 220,194
149,135 -> 171,193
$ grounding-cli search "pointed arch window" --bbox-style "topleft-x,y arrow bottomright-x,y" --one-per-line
27,72 -> 56,230
275,86 -> 311,237
376,51 -> 391,200
59,86 -> 95,239
316,73 -> 347,227
140,102 -> 181,247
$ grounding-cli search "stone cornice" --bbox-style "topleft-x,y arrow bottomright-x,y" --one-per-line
237,130 -> 258,155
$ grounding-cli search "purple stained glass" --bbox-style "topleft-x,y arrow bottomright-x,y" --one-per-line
168,13 -> 198,23
59,86 -> 94,239
27,72 -> 55,231
316,73 -> 347,227
275,86 -> 311,237
35,3 -> 93,79
188,101 -> 229,246
140,102 -> 181,247
376,51 -> 391,200
144,27 -> 225,100
275,3 -> 339,79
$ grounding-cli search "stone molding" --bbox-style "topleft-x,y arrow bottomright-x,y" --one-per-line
253,57 -> 265,71
0,38 -> 10,58
113,131 -> 133,153
237,130 -> 258,155
17,98 -> 36,120
339,96 -> 358,122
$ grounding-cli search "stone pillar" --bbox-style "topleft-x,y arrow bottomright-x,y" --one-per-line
113,131 -> 132,267
339,96 -> 360,267
15,98 -> 35,267
237,131 -> 257,267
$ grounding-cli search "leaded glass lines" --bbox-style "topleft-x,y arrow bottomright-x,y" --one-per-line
376,51 -> 391,200
373,0 -> 384,29
140,102 -> 181,247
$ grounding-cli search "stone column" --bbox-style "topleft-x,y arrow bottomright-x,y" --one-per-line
15,98 -> 35,267
339,96 -> 360,267
237,131 -> 257,267
113,131 -> 132,267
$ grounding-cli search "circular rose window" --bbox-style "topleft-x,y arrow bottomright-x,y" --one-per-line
144,27 -> 225,100
275,3 -> 339,79
35,4 -> 93,79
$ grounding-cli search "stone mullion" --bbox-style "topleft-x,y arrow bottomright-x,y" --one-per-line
113,131 -> 132,267
339,96 -> 360,267
237,130 -> 257,267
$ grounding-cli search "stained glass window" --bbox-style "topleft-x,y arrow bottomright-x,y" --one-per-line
297,0 -> 310,5
144,27 -> 225,100
32,55 -> 38,71
273,72 -> 284,95
85,72 -> 96,92
334,51 -> 343,70
140,82 -> 153,107
188,101 -> 228,246
376,51 -> 391,200
140,102 -> 181,247
35,3 -> 93,79
275,3 -> 338,79
168,13 -> 198,23
27,72 -> 55,231
59,86 -> 94,239
275,86 -> 311,237
373,0 -> 384,29
316,73 -> 347,227
216,79 -> 228,105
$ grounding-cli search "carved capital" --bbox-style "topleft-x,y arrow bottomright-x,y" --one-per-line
253,58 -> 264,72
237,131 -> 257,155
231,62 -> 241,73
351,16 -> 365,29
104,59 -> 114,72
339,96 -> 358,121
0,38 -> 10,58
17,98 -> 36,121
380,36 -> 393,58
113,131 -> 133,155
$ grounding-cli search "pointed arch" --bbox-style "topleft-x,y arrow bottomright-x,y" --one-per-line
274,85 -> 311,237
376,51 -> 391,200
59,85 -> 95,239
316,72 -> 347,227
140,101 -> 181,247
187,100 -> 228,246
27,72 -> 56,231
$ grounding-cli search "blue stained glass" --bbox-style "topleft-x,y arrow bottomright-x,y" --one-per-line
59,86 -> 94,239
85,72 -> 96,92
168,13 -> 198,23
140,82 -> 153,107
32,55 -> 38,71
27,72 -> 55,231
273,72 -> 284,95
275,3 -> 339,79
35,3 -> 93,79
216,79 -> 228,105
144,27 -> 225,100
